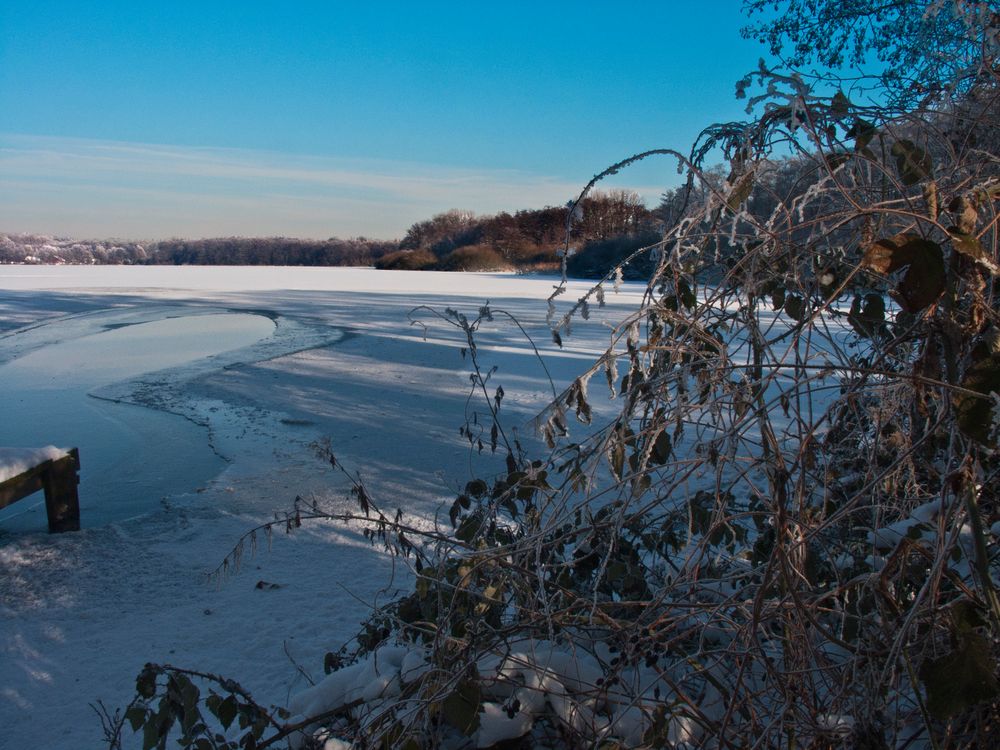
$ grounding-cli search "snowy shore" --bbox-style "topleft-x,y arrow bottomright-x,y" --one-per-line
0,266 -> 640,748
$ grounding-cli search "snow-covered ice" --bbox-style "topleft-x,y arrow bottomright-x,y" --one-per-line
0,265 -> 641,748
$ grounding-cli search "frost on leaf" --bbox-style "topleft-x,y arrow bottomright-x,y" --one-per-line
565,374 -> 593,424
725,171 -> 755,211
604,355 -> 618,399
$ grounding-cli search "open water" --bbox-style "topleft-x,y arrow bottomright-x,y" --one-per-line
0,313 -> 274,532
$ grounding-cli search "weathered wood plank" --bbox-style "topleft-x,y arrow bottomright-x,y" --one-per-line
0,465 -> 52,509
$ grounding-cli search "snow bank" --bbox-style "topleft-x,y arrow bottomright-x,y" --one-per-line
288,645 -> 412,719
0,445 -> 69,483
288,638 -> 675,748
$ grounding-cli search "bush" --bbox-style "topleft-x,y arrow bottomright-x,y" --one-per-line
436,245 -> 512,272
565,230 -> 661,279
497,242 -> 560,268
372,248 -> 437,270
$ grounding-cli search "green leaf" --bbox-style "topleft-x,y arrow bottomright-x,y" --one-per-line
677,279 -> 696,310
951,600 -> 987,634
847,118 -> 876,151
205,693 -> 221,716
125,706 -> 147,733
955,354 -> 1000,447
848,293 -> 886,339
688,493 -> 712,536
825,152 -> 850,171
442,679 -> 482,735
415,574 -> 433,600
651,430 -> 672,464
136,667 -> 158,700
456,513 -> 484,544
173,674 -> 199,716
141,708 -> 171,750
323,652 -> 342,674
464,480 -> 488,498
891,139 -> 933,185
770,286 -> 786,311
606,560 -> 628,584
830,90 -> 850,119
862,234 -> 944,312
783,294 -> 804,321
920,632 -> 1000,719
142,717 -> 159,750
217,695 -> 238,731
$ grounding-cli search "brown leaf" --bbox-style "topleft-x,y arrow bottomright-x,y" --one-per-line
862,234 -> 945,312
949,194 -> 979,234
923,181 -> 938,219
948,228 -> 988,263
725,171 -> 755,211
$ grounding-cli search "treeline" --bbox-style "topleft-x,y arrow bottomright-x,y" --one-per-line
0,234 -> 396,268
7,179 -> 823,275
1,167 -> 847,277
0,234 -> 150,265
144,236 -> 397,266
2,190 -> 660,273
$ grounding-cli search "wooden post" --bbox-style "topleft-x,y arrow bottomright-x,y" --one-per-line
41,448 -> 81,533
0,448 -> 81,533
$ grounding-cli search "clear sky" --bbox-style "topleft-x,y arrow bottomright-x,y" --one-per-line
0,1 -> 771,239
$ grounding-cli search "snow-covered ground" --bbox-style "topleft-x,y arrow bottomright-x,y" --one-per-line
0,265 -> 641,749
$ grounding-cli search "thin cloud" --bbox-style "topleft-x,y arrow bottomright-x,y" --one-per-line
0,134 -> 666,239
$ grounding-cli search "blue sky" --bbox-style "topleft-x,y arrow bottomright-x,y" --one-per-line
0,1 -> 769,239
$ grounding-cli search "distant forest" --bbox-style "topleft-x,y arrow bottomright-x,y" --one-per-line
1,161 -> 812,277
0,190 -> 650,274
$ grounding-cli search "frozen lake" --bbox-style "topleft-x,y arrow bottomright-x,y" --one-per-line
0,265 -> 648,749
0,312 -> 275,531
